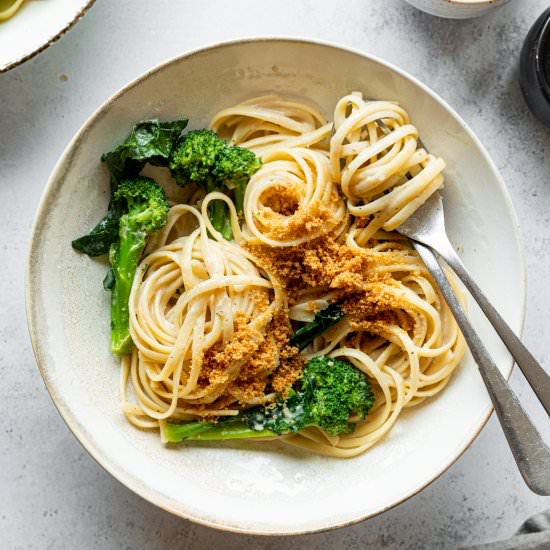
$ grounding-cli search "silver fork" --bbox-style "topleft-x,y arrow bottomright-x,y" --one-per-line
397,192 -> 550,495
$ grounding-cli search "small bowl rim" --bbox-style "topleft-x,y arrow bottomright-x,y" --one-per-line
0,0 -> 96,73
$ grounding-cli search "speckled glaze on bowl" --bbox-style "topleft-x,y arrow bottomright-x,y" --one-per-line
0,0 -> 95,73
26,38 -> 525,535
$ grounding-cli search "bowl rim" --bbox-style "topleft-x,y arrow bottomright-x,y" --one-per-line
25,36 -> 527,536
0,0 -> 96,73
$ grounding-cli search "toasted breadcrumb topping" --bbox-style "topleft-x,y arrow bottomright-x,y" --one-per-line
266,310 -> 303,396
195,216 -> 417,415
198,312 -> 259,390
255,189 -> 342,241
249,233 -> 415,342
248,235 -> 390,299
198,308 -> 303,406
262,185 -> 299,215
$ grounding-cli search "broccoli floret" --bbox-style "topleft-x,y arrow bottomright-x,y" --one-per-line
300,356 -> 374,436
72,118 -> 186,257
169,129 -> 226,187
213,145 -> 262,214
109,177 -> 169,356
162,356 -> 375,443
168,129 -> 261,240
244,356 -> 374,437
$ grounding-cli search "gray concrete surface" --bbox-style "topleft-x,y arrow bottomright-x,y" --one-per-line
1,0 -> 550,548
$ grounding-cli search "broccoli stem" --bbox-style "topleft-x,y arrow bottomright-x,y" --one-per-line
221,212 -> 234,241
234,181 -> 246,216
206,179 -> 233,241
163,419 -> 276,443
210,200 -> 233,240
110,215 -> 146,356
207,199 -> 233,240
163,421 -> 215,442
210,200 -> 227,238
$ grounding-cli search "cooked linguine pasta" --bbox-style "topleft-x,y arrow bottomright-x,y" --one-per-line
119,92 -> 466,457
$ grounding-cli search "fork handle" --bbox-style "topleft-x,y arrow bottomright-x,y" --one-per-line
414,242 -> 550,495
426,237 -> 550,418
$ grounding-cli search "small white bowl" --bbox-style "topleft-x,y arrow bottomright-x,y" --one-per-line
27,38 -> 525,535
0,0 -> 95,73
404,0 -> 511,19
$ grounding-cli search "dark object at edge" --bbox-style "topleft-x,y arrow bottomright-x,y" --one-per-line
520,7 -> 550,127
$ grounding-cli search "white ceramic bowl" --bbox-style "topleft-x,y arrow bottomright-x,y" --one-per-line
27,38 -> 525,535
404,0 -> 511,19
0,0 -> 95,73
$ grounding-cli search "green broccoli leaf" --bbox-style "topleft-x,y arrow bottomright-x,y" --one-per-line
289,303 -> 345,351
241,389 -> 307,435
102,119 -> 188,186
72,119 -> 186,258
102,267 -> 115,291
71,204 -> 123,257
